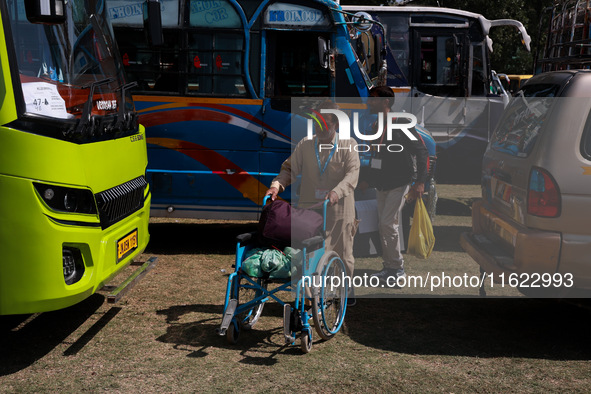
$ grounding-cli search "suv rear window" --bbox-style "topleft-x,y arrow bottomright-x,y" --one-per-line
519,83 -> 561,97
490,84 -> 558,157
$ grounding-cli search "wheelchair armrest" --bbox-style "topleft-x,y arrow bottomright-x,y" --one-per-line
236,231 -> 258,246
301,235 -> 323,249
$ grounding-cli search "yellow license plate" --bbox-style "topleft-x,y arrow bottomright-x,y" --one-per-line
117,229 -> 138,262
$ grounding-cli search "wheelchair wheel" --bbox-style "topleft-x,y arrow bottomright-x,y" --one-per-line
226,320 -> 240,345
300,329 -> 313,353
234,276 -> 267,330
312,251 -> 347,340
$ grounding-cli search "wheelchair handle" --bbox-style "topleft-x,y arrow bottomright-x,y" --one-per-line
323,199 -> 329,233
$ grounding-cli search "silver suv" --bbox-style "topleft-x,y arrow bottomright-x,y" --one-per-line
460,70 -> 591,296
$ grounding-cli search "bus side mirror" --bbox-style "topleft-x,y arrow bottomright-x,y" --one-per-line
318,37 -> 328,69
24,0 -> 66,24
143,0 -> 164,47
351,12 -> 373,32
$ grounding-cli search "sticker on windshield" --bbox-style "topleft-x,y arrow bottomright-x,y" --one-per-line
96,100 -> 117,111
22,82 -> 72,119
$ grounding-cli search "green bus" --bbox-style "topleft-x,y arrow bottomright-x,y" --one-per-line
0,0 -> 150,314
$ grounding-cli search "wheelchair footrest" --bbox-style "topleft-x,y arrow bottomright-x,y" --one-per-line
283,304 -> 295,344
218,298 -> 238,336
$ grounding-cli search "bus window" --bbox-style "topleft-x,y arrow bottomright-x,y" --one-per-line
419,36 -> 436,83
12,22 -> 53,79
414,31 -> 464,97
117,29 -> 181,94
187,0 -> 246,96
470,42 -> 486,96
265,31 -> 330,97
153,32 -> 182,93
383,15 -> 410,81
249,30 -> 261,96
187,32 -> 245,96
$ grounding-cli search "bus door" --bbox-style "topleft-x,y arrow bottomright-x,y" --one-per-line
410,27 -> 469,147
263,29 -> 332,138
258,2 -> 334,199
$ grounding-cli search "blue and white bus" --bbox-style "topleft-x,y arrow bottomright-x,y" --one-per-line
107,0 -> 437,219
342,5 -> 531,182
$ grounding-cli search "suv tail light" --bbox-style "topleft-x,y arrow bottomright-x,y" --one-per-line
528,167 -> 560,218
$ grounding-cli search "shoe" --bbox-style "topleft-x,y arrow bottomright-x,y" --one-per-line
370,268 -> 397,283
393,268 -> 406,279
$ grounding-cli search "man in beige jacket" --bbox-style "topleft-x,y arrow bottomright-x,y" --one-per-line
265,101 -> 360,304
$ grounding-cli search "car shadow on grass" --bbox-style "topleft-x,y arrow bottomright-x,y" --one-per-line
431,225 -> 470,253
344,297 -> 591,360
0,294 -> 108,376
435,197 -> 478,217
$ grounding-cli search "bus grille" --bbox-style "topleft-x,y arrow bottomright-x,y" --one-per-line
95,176 -> 147,229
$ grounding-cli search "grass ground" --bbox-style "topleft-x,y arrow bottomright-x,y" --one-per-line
1,185 -> 591,392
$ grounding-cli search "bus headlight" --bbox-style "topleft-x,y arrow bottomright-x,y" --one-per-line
34,183 -> 97,214
64,192 -> 78,212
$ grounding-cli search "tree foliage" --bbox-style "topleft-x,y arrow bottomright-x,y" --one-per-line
340,0 -> 555,74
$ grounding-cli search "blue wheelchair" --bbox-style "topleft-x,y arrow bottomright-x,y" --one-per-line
218,197 -> 348,353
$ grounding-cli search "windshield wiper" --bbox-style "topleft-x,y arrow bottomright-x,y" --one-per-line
114,81 -> 138,133
72,77 -> 115,138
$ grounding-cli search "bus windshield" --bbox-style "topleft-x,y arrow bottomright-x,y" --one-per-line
5,0 -> 134,137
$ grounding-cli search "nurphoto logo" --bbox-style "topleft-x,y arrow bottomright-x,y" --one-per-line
306,109 -> 418,152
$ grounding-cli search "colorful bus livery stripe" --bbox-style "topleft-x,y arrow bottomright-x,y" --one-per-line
135,97 -> 292,145
146,137 -> 265,206
134,95 -> 298,218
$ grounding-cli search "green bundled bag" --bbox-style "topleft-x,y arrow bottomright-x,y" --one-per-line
242,248 -> 265,277
407,198 -> 435,259
241,248 -> 297,279
284,247 -> 303,277
261,249 -> 291,279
